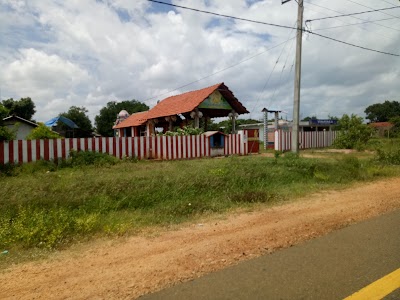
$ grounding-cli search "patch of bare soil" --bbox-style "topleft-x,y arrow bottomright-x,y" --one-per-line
1,178 -> 400,299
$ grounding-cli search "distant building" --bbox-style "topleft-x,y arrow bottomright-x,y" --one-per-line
2,115 -> 38,140
238,119 -> 337,147
368,122 -> 394,137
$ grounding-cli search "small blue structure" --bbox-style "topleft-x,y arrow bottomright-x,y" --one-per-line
203,131 -> 226,157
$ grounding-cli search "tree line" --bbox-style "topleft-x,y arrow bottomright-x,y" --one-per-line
0,98 -> 150,140
1,97 -> 399,142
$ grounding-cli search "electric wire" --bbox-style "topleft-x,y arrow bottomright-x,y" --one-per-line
249,24 -> 297,119
305,1 -> 400,32
345,0 -> 400,20
312,17 -> 396,31
147,0 -> 400,56
305,5 -> 400,22
267,37 -> 296,110
304,2 -> 397,41
145,38 -> 295,102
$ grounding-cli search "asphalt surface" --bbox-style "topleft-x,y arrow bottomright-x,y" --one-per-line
141,209 -> 400,300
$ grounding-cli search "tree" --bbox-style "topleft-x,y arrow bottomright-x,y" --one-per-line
2,97 -> 36,120
207,118 -> 261,133
333,114 -> 373,150
364,100 -> 400,122
60,106 -> 93,137
0,104 -> 9,121
302,116 -> 317,122
95,100 -> 149,137
26,123 -> 61,140
0,104 -> 15,141
389,116 -> 400,137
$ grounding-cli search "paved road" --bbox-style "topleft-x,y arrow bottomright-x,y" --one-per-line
141,210 -> 400,300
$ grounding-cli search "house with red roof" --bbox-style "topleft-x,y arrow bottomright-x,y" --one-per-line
113,83 -> 248,137
368,122 -> 394,137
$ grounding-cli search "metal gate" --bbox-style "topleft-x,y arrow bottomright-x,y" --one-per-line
247,129 -> 259,153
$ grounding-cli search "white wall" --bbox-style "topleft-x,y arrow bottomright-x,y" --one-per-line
5,122 -> 35,140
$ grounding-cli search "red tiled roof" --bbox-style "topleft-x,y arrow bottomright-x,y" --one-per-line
115,83 -> 249,129
147,83 -> 222,119
113,111 -> 149,129
147,82 -> 248,119
368,122 -> 394,128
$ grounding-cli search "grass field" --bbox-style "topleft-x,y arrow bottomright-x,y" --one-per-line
1,140 -> 400,267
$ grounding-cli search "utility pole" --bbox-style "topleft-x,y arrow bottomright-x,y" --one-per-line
262,108 -> 268,150
282,0 -> 304,153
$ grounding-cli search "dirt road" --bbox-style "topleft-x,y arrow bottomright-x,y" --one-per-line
1,178 -> 400,299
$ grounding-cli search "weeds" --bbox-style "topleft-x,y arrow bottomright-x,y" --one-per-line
1,151 -> 400,253
0,150 -> 123,177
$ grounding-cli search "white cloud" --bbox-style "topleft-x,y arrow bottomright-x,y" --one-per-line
1,48 -> 90,121
0,0 -> 399,125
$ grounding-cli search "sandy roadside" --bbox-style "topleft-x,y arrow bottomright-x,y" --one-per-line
1,177 -> 400,299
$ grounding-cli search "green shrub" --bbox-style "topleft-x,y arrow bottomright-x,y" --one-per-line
26,123 -> 61,140
0,206 -> 100,249
376,147 -> 400,165
333,114 -> 373,150
0,163 -> 17,176
158,126 -> 203,136
0,126 -> 16,141
68,150 -> 119,166
1,154 -> 399,252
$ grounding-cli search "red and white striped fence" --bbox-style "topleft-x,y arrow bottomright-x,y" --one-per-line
274,130 -> 338,152
0,134 -> 247,165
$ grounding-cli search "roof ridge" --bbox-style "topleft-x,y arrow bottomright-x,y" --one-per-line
161,82 -> 223,100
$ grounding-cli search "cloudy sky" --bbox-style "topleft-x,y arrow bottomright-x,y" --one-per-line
1,0 -> 400,125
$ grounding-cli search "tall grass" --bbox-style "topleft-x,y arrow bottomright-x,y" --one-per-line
0,152 -> 399,251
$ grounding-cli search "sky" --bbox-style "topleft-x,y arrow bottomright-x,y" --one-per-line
1,0 -> 400,125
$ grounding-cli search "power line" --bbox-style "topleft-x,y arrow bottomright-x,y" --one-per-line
147,0 -> 296,31
304,2 -> 398,41
379,0 -> 400,7
267,37 -> 296,110
305,5 -> 400,22
147,0 -> 400,57
345,0 -> 400,20
305,1 -> 400,32
145,38 -> 295,102
250,24 -> 297,118
309,31 -> 399,56
312,17 -> 396,31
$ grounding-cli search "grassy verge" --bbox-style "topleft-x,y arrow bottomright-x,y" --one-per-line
1,146 -> 400,268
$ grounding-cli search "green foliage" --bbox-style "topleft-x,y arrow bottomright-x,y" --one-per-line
0,151 -> 121,177
59,106 -> 93,137
0,104 -> 9,121
365,100 -> 400,122
375,144 -> 400,165
1,97 -> 36,120
159,126 -> 203,136
1,153 -> 398,252
302,116 -> 317,121
1,206 -> 99,249
26,123 -> 61,140
68,150 -> 119,166
95,100 -> 149,137
0,126 -> 16,141
207,118 -> 261,133
333,114 -> 373,150
388,116 -> 400,137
